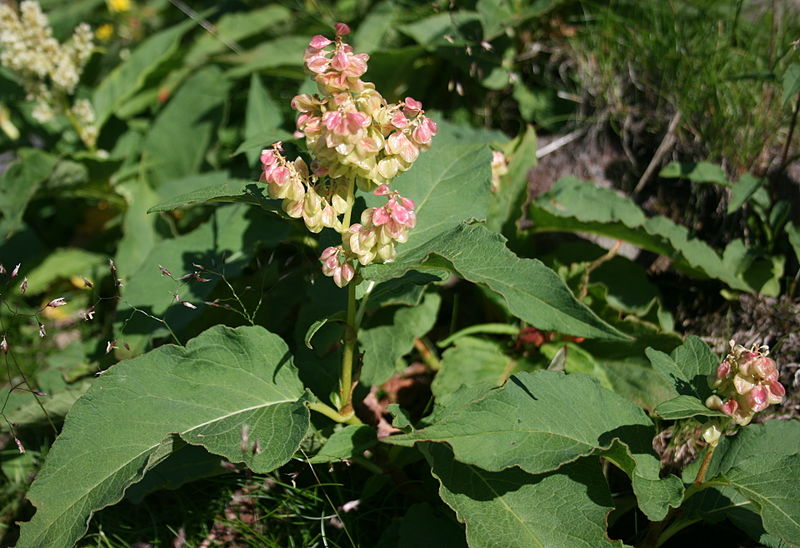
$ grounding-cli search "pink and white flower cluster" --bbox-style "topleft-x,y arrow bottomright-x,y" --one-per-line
705,340 -> 786,426
261,143 -> 347,233
343,184 -> 416,266
292,24 -> 438,189
260,24 -> 435,288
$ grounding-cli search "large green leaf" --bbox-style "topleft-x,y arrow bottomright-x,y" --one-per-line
386,370 -> 681,520
714,455 -> 800,545
359,292 -> 441,386
424,444 -> 621,548
709,421 -> 800,484
645,335 -> 717,400
530,177 -> 778,294
147,179 -> 283,215
431,337 -> 519,400
93,20 -> 194,127
124,441 -> 230,504
142,66 -> 231,186
363,140 -> 493,257
363,223 -> 624,341
17,325 -> 309,548
600,358 -> 676,410
727,174 -> 763,213
683,421 -> 800,547
654,395 -> 726,420
682,485 -> 788,548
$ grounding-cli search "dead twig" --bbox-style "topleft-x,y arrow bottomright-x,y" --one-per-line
634,110 -> 682,195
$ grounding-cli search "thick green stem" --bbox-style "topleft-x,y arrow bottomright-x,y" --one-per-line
338,176 -> 359,415
338,282 -> 358,414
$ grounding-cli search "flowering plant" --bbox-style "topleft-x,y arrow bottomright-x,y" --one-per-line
0,7 -> 797,548
261,24 -> 438,288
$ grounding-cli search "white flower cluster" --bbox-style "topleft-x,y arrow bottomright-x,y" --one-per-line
0,1 -> 96,145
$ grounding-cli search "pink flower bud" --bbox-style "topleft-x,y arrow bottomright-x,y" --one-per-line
306,54 -> 330,74
412,119 -> 435,145
260,149 -> 277,166
1,337 -> 8,354
320,246 -> 339,263
752,357 -> 777,381
10,263 -> 20,279
309,35 -> 332,49
705,395 -> 723,410
702,424 -> 721,445
733,374 -> 756,395
716,361 -> 731,379
334,262 -> 355,288
738,353 -> 758,376
769,380 -> 785,398
334,22 -> 351,35
391,111 -> 409,129
372,206 -> 390,226
331,50 -> 349,71
398,196 -> 415,210
766,381 -> 784,405
374,184 -> 391,196
745,385 -> 769,412
721,399 -> 739,416
386,132 -> 419,163
404,97 -> 423,113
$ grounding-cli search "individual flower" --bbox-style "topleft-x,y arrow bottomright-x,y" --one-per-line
705,340 -> 786,426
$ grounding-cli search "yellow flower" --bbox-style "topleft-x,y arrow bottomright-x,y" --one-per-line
107,0 -> 131,13
95,23 -> 114,41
